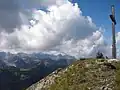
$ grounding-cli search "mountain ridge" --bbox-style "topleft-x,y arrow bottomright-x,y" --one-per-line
0,51 -> 75,68
26,59 -> 120,90
0,51 -> 75,90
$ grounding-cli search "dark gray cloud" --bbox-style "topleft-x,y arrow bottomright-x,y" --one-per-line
0,0 -> 29,33
0,11 -> 21,33
0,0 -> 20,10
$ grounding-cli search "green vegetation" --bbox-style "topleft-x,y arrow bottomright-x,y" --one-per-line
114,61 -> 120,90
0,67 -> 31,90
46,59 -> 120,90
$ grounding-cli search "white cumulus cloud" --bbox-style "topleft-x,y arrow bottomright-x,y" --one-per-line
0,0 -> 112,58
117,32 -> 120,44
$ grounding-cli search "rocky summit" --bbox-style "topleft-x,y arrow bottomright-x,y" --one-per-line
26,59 -> 120,90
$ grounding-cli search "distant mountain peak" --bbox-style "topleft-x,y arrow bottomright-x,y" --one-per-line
0,51 -> 75,68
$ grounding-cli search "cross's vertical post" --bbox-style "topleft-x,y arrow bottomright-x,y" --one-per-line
110,5 -> 117,59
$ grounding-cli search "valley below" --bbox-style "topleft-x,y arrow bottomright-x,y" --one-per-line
0,52 -> 75,90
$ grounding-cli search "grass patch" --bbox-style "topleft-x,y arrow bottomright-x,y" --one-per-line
47,59 -> 120,90
114,61 -> 120,90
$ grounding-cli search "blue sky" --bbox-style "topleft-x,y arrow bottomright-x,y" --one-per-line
71,0 -> 120,40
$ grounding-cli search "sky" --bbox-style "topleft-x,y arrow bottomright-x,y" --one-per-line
0,0 -> 120,58
74,0 -> 120,57
72,0 -> 120,52
72,0 -> 120,39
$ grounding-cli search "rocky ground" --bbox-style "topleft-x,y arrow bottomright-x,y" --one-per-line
26,59 -> 120,90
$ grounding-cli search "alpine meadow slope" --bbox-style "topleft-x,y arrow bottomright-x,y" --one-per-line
26,59 -> 120,90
